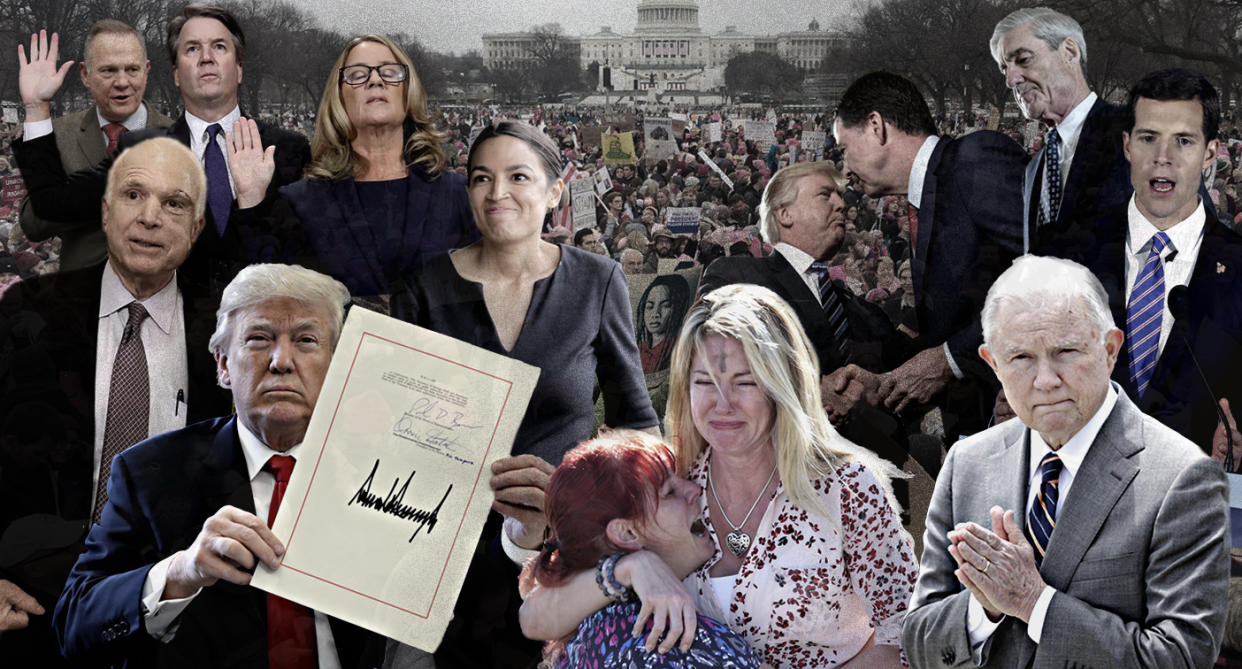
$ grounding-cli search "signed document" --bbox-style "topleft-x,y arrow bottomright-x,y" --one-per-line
251,307 -> 539,651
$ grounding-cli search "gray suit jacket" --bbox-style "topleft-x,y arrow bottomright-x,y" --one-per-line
18,102 -> 173,270
902,389 -> 1229,668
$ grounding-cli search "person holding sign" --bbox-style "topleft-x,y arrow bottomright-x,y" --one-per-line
393,120 -> 658,668
521,284 -> 916,668
519,430 -> 764,668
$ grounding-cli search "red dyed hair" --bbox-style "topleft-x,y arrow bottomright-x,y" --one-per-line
520,430 -> 675,592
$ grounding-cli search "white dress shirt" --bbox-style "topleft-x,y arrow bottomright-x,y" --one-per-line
184,106 -> 241,197
22,104 -> 148,144
1038,92 -> 1097,223
92,263 -> 188,518
141,421 -> 341,668
1124,196 -> 1206,357
965,384 -> 1119,657
774,242 -> 826,304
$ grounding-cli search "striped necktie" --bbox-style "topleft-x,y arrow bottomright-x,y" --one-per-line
1038,128 -> 1063,227
1126,232 -> 1173,397
810,261 -> 851,363
1027,452 -> 1063,566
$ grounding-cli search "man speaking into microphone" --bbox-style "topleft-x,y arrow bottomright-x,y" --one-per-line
1038,67 -> 1242,462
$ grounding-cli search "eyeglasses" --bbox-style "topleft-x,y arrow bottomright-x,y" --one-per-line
339,63 -> 408,86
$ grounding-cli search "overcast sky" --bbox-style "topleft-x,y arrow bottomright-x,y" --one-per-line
289,0 -> 858,55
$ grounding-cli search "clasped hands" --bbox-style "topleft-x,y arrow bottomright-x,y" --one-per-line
947,506 -> 1046,623
821,346 -> 953,423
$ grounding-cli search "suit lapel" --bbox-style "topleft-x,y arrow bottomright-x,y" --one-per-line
1038,394 -> 1141,589
203,417 -> 257,515
76,109 -> 108,166
1023,149 -> 1043,253
913,137 -> 947,303
1057,99 -> 1103,225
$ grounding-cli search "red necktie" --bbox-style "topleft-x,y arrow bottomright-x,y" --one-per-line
103,122 -> 127,159
265,455 -> 316,669
906,202 -> 920,258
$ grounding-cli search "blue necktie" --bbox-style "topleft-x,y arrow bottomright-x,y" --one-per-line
810,262 -> 851,363
1027,452 -> 1063,566
1126,232 -> 1173,397
1038,128 -> 1062,227
203,123 -> 232,236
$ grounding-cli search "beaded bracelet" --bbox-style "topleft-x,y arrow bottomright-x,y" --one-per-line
594,552 -> 633,604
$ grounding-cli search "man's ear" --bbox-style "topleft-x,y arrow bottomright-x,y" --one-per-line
604,518 -> 643,552
215,350 -> 231,388
868,111 -> 889,145
979,343 -> 999,376
775,204 -> 795,229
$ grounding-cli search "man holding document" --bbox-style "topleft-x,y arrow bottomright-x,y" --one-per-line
53,263 -> 385,668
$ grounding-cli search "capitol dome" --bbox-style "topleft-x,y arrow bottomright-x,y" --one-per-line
635,0 -> 701,34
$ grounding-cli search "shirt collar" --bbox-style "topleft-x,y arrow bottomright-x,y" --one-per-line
96,103 -> 149,133
1125,195 -> 1206,257
906,135 -> 941,209
98,261 -> 179,335
185,106 -> 242,143
775,241 -> 816,274
1053,91 -> 1097,157
1029,382 -> 1118,478
236,418 -> 304,483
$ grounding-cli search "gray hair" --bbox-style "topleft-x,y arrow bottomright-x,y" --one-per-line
106,137 -> 207,222
209,264 -> 351,359
758,161 -> 847,245
990,7 -> 1087,69
981,255 -> 1114,347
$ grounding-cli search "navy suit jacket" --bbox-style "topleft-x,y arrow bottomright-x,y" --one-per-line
1024,97 -> 1132,252
261,168 -> 478,297
53,417 -> 384,669
0,266 -> 231,666
1039,203 -> 1242,449
13,113 -> 310,290
914,131 -> 1026,382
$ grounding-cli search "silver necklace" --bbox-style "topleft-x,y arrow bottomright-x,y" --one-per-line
708,459 -> 779,558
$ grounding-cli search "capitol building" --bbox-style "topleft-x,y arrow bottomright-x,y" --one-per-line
482,0 -> 848,98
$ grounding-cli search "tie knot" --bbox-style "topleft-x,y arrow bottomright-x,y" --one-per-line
207,123 -> 224,141
266,455 -> 296,484
1038,452 -> 1063,477
103,122 -> 127,140
1151,231 -> 1173,255
122,302 -> 149,343
1046,128 -> 1061,146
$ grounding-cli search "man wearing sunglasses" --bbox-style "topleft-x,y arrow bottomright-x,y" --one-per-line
14,4 -> 310,292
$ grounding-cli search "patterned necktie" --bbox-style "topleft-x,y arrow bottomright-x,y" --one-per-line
1027,452 -> 1063,566
1126,232 -> 1173,397
94,302 -> 150,523
1039,128 -> 1063,227
810,261 -> 851,364
906,202 -> 919,258
102,122 -> 127,159
203,123 -> 232,236
265,455 -> 316,669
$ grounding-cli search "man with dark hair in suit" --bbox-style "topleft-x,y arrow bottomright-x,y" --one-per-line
1038,68 -> 1242,458
18,19 -> 174,271
830,71 -> 1026,437
0,137 -> 232,667
903,255 -> 1228,668
990,7 -> 1132,252
14,4 -> 310,291
54,263 -> 384,668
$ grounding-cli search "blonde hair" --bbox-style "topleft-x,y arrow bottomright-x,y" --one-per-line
664,283 -> 901,518
759,161 -> 847,245
306,34 -> 446,180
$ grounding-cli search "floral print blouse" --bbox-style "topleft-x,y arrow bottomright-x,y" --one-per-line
684,448 -> 919,668
554,601 -> 763,668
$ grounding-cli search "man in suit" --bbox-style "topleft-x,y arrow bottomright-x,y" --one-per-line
0,137 -> 232,666
14,4 -> 310,291
1038,68 -> 1242,458
831,71 -> 1026,436
18,19 -> 174,271
54,263 -> 384,668
989,8 -> 1131,252
902,254 -> 1228,668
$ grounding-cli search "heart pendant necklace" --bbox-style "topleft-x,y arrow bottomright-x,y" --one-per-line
708,458 -> 779,558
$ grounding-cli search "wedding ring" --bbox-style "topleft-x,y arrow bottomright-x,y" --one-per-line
982,559 -> 991,574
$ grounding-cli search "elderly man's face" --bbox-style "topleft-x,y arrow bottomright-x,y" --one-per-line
995,22 -> 1083,124
621,252 -> 644,275
216,296 -> 335,451
102,141 -> 205,298
81,31 -> 149,123
979,298 -> 1122,448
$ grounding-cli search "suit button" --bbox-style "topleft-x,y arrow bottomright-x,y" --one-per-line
941,646 -> 956,664
117,620 -> 129,635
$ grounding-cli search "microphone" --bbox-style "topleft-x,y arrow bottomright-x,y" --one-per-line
1167,285 -> 1233,470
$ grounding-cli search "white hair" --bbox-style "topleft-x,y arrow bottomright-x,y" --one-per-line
209,264 -> 351,358
990,7 -> 1088,69
981,255 -> 1114,347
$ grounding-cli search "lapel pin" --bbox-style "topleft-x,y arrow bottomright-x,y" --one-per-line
1218,262 -> 1227,274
